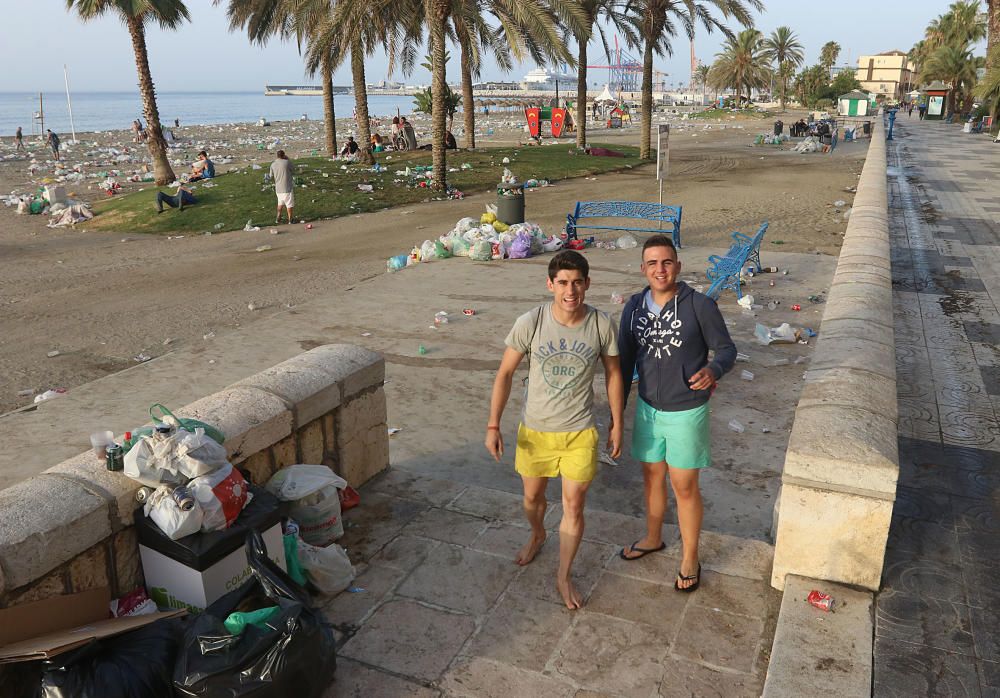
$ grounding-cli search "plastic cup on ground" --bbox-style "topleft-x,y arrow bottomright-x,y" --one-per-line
90,430 -> 115,459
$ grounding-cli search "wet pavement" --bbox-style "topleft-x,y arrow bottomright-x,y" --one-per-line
876,116 -> 1000,696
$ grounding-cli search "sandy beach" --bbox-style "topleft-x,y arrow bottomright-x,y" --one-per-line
0,110 -> 867,414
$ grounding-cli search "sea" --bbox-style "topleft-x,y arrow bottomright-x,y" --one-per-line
0,91 -> 420,137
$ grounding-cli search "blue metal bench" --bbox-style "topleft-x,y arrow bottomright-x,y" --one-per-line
705,222 -> 769,300
566,201 -> 682,248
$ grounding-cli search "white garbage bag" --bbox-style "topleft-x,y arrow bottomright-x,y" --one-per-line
144,486 -> 204,540
266,465 -> 347,546
124,428 -> 228,487
189,462 -> 251,532
298,540 -> 355,595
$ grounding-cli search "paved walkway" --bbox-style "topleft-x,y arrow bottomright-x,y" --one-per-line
877,116 -> 1000,696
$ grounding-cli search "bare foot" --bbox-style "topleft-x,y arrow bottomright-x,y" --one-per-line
515,533 -> 546,566
557,577 -> 583,610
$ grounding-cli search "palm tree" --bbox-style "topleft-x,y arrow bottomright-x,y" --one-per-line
421,0 -> 585,190
924,44 -> 977,115
989,0 -> 1000,69
628,0 -> 761,160
763,26 -> 804,111
819,40 -> 840,76
571,0 -> 636,148
220,0 -> 340,157
709,29 -> 770,106
940,0 -> 986,47
67,0 -> 189,185
694,63 -> 711,105
451,4 -> 513,150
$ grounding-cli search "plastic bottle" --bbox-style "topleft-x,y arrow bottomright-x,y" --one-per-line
728,419 -> 745,433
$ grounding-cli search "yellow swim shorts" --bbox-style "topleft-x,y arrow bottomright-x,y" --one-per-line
515,424 -> 599,482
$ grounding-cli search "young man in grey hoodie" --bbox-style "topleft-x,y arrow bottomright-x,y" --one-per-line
617,235 -> 736,592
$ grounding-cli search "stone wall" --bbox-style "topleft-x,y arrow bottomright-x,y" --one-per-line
771,117 -> 898,592
0,344 -> 388,607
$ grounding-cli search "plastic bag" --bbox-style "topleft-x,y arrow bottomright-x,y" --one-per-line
173,531 -> 337,698
542,236 -> 564,253
41,616 -> 185,698
265,465 -> 347,546
298,540 -> 355,595
123,404 -> 225,454
470,240 -> 493,261
455,216 -> 478,233
434,239 -> 452,259
145,486 -> 204,540
616,234 -> 638,249
450,235 -> 471,257
189,462 -> 250,532
224,606 -> 281,635
419,239 -> 437,261
124,437 -> 189,489
509,232 -> 533,259
480,211 -> 497,224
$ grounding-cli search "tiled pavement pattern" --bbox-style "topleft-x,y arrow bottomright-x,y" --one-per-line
321,470 -> 779,697
876,117 -> 1000,697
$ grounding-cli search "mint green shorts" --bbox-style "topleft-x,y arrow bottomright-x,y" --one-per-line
631,398 -> 711,468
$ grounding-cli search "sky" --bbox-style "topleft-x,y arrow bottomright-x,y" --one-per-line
0,0 -> 985,93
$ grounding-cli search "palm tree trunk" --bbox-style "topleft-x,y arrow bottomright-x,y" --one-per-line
640,36 -> 654,159
576,39 -> 588,149
428,0 -> 448,190
125,16 -> 174,186
351,45 -> 375,165
458,31 -> 475,149
322,55 -> 337,157
989,0 -> 1000,69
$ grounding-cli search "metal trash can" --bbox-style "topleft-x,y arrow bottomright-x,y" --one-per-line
496,182 -> 525,225
863,121 -> 872,136
773,120 -> 783,136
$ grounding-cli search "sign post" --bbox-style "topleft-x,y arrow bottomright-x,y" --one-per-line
656,125 -> 670,229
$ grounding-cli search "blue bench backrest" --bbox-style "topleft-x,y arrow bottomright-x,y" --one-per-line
574,201 -> 681,223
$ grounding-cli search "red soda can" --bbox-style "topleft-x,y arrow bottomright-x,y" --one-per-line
791,304 -> 801,311
807,590 -> 833,612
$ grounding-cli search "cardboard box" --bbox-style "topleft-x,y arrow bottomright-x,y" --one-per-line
135,487 -> 287,613
140,521 -> 285,613
43,185 -> 67,205
0,587 -> 184,663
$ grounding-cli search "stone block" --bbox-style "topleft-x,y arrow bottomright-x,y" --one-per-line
112,528 -> 142,595
232,349 -> 343,427
763,574 -> 873,697
336,389 -> 388,487
67,542 -> 110,593
304,344 -> 384,399
298,418 -> 326,464
4,568 -> 67,607
441,656 -> 576,698
240,450 -> 274,488
323,658 -> 438,698
322,413 -> 336,454
831,267 -> 893,287
783,405 -> 898,495
818,317 -> 894,350
799,365 -> 897,421
181,386 -> 292,463
45,452 -> 142,530
270,436 -> 297,469
771,483 -> 893,591
673,605 -> 765,674
809,335 -> 896,381
396,543 -> 518,615
0,475 -> 112,590
466,594 -> 574,670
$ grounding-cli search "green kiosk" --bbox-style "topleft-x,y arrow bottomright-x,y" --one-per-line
838,90 -> 871,117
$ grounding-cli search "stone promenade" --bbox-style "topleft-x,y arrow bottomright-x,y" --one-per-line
877,115 -> 1000,696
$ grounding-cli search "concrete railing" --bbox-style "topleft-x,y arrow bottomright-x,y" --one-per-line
0,345 -> 388,607
771,117 -> 898,592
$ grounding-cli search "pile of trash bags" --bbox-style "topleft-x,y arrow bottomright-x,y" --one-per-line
793,136 -> 822,153
386,207 -> 564,272
753,133 -> 790,145
123,404 -> 249,541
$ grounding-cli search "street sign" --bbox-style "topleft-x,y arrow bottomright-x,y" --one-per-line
656,125 -> 670,180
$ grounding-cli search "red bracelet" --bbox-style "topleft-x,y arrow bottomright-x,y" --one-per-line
486,426 -> 500,431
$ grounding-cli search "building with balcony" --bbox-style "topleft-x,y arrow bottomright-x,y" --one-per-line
855,50 -> 914,101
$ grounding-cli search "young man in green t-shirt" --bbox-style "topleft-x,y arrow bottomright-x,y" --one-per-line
486,250 -> 624,609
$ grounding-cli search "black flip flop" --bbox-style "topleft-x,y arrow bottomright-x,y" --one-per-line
619,540 -> 666,561
674,563 -> 702,593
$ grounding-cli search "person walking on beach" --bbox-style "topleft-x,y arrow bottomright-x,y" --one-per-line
46,130 -> 60,160
918,103 -> 926,120
14,127 -> 25,152
617,235 -> 736,593
269,150 -> 295,224
485,250 -> 624,610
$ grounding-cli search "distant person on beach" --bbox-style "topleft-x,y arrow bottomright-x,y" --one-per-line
174,118 -> 180,128
918,103 -> 926,120
46,130 -> 60,160
485,250 -> 623,610
269,150 -> 295,224
370,133 -> 384,152
132,120 -> 141,143
155,184 -> 196,213
14,127 -> 25,152
188,151 -> 215,182
401,118 -> 418,150
340,136 -> 359,157
445,130 -> 457,150
391,117 -> 404,149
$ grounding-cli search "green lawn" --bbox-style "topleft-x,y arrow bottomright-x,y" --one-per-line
689,108 -> 773,120
89,144 -> 646,234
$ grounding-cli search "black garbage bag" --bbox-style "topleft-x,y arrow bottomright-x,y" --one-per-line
173,530 -> 337,698
39,616 -> 185,698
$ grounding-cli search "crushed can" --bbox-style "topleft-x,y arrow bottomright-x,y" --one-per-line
807,589 -> 834,612
105,444 -> 124,472
171,485 -> 195,512
135,486 -> 153,504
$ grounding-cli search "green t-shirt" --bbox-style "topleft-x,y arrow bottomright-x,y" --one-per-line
505,303 -> 618,433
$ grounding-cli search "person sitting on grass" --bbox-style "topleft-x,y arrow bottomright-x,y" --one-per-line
188,151 -> 215,182
155,184 -> 196,213
371,133 -> 384,152
340,136 -> 359,158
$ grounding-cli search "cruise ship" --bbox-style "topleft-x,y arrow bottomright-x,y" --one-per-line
521,67 -> 577,91
265,85 -> 351,96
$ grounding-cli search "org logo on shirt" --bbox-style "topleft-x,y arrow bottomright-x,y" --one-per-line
536,338 -> 598,392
